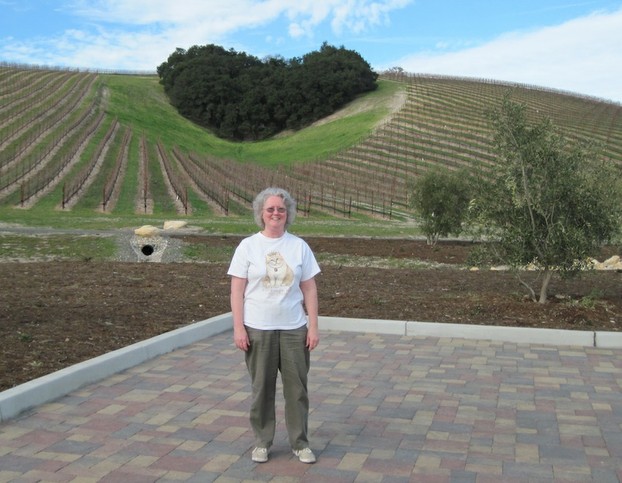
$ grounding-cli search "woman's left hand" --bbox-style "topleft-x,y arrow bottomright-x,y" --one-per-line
306,326 -> 319,350
300,278 -> 319,350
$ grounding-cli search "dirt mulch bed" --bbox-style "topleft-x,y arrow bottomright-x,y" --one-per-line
0,236 -> 620,391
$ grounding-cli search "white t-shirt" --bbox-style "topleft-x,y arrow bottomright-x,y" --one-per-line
227,231 -> 321,330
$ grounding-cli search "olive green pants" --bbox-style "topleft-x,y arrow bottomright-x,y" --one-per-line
244,326 -> 310,450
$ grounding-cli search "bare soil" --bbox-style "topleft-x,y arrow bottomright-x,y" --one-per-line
1,236 -> 620,391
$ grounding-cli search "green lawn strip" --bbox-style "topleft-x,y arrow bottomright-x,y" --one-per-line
0,233 -> 117,261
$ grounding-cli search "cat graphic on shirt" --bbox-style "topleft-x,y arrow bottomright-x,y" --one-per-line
263,251 -> 294,288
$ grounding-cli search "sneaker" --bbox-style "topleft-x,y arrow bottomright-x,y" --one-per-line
293,447 -> 316,463
251,447 -> 268,463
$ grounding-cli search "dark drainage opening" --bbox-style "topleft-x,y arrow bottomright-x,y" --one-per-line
141,244 -> 155,256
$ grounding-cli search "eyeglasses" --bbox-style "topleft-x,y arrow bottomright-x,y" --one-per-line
265,207 -> 286,213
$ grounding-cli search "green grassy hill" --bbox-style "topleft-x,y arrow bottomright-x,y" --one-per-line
1,64 -> 621,236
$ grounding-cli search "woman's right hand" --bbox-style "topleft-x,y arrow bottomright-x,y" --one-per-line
230,276 -> 249,351
234,326 -> 250,351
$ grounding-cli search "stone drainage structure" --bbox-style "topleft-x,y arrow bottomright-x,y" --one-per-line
128,221 -> 188,262
130,234 -> 169,262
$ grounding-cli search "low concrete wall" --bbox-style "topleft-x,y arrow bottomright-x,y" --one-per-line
318,316 -> 619,348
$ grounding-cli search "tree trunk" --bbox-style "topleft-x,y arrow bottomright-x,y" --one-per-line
538,269 -> 553,303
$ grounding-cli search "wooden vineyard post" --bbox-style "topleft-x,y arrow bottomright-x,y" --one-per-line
307,193 -> 311,217
142,135 -> 149,213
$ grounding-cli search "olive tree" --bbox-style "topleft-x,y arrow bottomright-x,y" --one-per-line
469,97 -> 622,303
410,168 -> 471,246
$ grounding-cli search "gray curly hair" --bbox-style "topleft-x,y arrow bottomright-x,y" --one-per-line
252,187 -> 297,229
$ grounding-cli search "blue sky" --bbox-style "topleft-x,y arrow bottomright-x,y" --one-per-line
1,0 -> 621,103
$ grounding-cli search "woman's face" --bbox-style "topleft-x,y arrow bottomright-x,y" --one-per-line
262,195 -> 287,233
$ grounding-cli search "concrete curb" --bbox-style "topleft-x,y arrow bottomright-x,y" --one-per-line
318,316 -> 621,348
2,314 -> 621,423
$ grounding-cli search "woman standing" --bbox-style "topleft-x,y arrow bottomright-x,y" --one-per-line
228,187 -> 320,464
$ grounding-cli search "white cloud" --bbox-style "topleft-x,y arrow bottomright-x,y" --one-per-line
388,7 -> 622,103
331,0 -> 409,34
2,0 -> 411,70
288,23 -> 307,39
279,0 -> 411,38
65,0 -> 409,38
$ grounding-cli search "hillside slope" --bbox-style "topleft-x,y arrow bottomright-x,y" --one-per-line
1,64 -> 620,222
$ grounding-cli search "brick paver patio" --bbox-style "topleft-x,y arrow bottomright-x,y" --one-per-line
1,330 -> 621,482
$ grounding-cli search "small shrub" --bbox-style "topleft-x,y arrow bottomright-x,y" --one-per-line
18,332 -> 33,343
